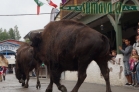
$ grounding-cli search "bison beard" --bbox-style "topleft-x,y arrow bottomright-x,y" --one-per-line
29,20 -> 112,92
15,42 -> 41,89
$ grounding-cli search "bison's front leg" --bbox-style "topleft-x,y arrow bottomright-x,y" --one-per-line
97,61 -> 112,92
51,64 -> 67,92
35,66 -> 41,89
22,80 -> 25,86
24,72 -> 29,88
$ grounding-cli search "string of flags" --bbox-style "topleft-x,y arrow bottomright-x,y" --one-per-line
47,0 -> 57,8
34,0 -> 57,15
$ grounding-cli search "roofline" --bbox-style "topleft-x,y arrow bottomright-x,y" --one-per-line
0,39 -> 22,43
0,42 -> 20,46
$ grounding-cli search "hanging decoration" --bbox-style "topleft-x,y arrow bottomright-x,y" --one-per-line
100,17 -> 104,31
46,0 -> 57,8
100,24 -> 104,31
34,0 -> 44,15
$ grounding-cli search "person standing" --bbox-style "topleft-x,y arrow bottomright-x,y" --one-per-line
137,26 -> 139,35
122,39 -> 127,50
129,49 -> 138,86
133,35 -> 139,55
132,55 -> 139,87
0,66 -> 3,82
0,54 -> 9,81
119,38 -> 133,85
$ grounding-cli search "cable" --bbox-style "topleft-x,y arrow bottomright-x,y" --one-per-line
0,12 -> 59,16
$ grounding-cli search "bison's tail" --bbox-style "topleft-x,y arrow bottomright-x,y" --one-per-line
101,35 -> 112,60
46,63 -> 50,78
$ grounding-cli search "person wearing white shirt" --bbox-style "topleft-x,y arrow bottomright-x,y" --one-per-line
133,35 -> 139,55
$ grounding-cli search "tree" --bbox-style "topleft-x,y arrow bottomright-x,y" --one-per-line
14,25 -> 21,40
0,25 -> 21,41
0,28 -> 2,34
9,28 -> 15,39
0,29 -> 10,41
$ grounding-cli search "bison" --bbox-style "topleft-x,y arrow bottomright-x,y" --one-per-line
15,42 -> 41,89
29,20 -> 112,92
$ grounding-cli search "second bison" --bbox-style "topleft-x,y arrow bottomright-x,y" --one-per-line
15,42 -> 41,89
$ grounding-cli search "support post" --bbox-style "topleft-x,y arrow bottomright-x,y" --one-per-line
115,14 -> 122,54
107,14 -> 122,54
132,0 -> 139,8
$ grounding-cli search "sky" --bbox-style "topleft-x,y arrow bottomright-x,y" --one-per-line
0,0 -> 61,41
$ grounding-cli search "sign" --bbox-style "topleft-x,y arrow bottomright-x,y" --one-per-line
122,5 -> 138,11
0,42 -> 20,52
60,5 -> 82,11
60,2 -> 139,14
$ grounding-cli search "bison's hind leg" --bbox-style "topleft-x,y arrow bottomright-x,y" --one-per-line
46,76 -> 53,92
96,60 -> 112,92
58,85 -> 67,92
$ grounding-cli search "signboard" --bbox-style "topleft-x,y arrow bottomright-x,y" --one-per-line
0,42 -> 20,53
61,5 -> 82,11
60,2 -> 138,14
122,5 -> 138,11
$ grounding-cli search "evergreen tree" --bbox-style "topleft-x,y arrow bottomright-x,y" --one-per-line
0,25 -> 21,41
9,28 -> 15,39
14,25 -> 21,40
0,29 -> 10,41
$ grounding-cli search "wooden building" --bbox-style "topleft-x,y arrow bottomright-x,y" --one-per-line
60,0 -> 139,53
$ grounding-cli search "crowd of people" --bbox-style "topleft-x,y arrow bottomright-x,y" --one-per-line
0,54 -> 9,82
111,26 -> 139,87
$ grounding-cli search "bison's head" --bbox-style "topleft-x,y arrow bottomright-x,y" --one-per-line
28,32 -> 42,48
28,32 -> 43,63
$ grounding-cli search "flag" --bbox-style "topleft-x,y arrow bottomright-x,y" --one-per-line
37,6 -> 40,15
34,0 -> 44,15
46,0 -> 57,8
62,0 -> 66,4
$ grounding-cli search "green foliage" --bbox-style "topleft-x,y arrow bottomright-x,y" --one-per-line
14,25 -> 21,40
9,28 -> 15,39
0,25 -> 21,41
0,29 -> 10,41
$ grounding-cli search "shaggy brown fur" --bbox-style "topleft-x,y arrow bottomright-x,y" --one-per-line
15,42 -> 41,89
29,20 -> 112,92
